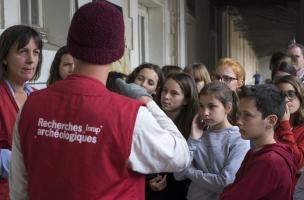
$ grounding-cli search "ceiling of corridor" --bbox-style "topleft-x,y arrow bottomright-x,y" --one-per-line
213,0 -> 299,57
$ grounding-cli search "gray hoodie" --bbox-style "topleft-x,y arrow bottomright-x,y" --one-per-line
294,172 -> 304,200
175,126 -> 250,200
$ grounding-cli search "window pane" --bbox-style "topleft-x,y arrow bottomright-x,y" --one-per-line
31,0 -> 39,26
20,0 -> 29,25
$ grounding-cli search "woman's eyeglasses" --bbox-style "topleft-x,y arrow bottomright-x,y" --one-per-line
283,90 -> 297,101
211,74 -> 238,84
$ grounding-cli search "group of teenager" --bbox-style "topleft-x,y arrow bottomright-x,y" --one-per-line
113,55 -> 304,200
0,1 -> 304,200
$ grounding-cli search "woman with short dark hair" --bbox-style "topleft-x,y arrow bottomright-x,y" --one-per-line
0,25 -> 43,200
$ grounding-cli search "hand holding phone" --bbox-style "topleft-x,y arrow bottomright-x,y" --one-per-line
191,114 -> 206,140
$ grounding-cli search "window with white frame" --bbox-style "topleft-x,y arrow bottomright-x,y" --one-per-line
138,5 -> 149,64
20,0 -> 43,28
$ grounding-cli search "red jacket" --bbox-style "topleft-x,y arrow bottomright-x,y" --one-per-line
220,143 -> 296,200
275,120 -> 304,169
18,75 -> 145,200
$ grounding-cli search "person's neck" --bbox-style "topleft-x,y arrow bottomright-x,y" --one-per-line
7,77 -> 26,94
209,118 -> 231,131
166,108 -> 182,121
252,130 -> 276,151
73,61 -> 111,85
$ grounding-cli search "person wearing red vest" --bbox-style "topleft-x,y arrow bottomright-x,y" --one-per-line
9,1 -> 190,200
0,25 -> 43,200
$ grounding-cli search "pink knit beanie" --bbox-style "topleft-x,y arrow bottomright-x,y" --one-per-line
67,1 -> 125,65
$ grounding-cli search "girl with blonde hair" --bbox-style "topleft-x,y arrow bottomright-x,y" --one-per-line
212,58 -> 245,91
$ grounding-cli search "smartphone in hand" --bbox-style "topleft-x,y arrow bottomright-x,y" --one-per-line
196,115 -> 208,131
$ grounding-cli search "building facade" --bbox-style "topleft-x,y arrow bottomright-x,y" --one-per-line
0,0 -> 260,88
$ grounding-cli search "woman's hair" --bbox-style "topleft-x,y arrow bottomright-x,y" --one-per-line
162,72 -> 199,138
126,63 -> 164,97
46,46 -> 69,86
200,81 -> 238,124
274,75 -> 304,126
161,65 -> 182,78
106,71 -> 127,92
183,63 -> 211,84
0,25 -> 43,81
271,62 -> 297,80
216,58 -> 246,86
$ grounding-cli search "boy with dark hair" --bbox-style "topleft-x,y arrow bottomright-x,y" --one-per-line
220,84 -> 296,200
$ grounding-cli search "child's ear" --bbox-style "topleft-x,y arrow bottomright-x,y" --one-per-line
265,114 -> 278,129
225,102 -> 233,114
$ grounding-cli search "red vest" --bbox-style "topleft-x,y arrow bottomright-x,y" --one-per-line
0,80 -> 19,200
19,75 -> 145,200
0,80 -> 19,149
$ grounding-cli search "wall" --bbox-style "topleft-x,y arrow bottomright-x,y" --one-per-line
186,0 -> 221,70
258,56 -> 271,82
176,0 -> 186,67
227,16 -> 258,85
148,4 -> 165,66
44,0 -> 72,47
31,0 -> 76,88
194,0 -> 210,66
186,13 -> 197,65
186,4 -> 260,84
3,0 -> 19,28
123,0 -> 186,69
